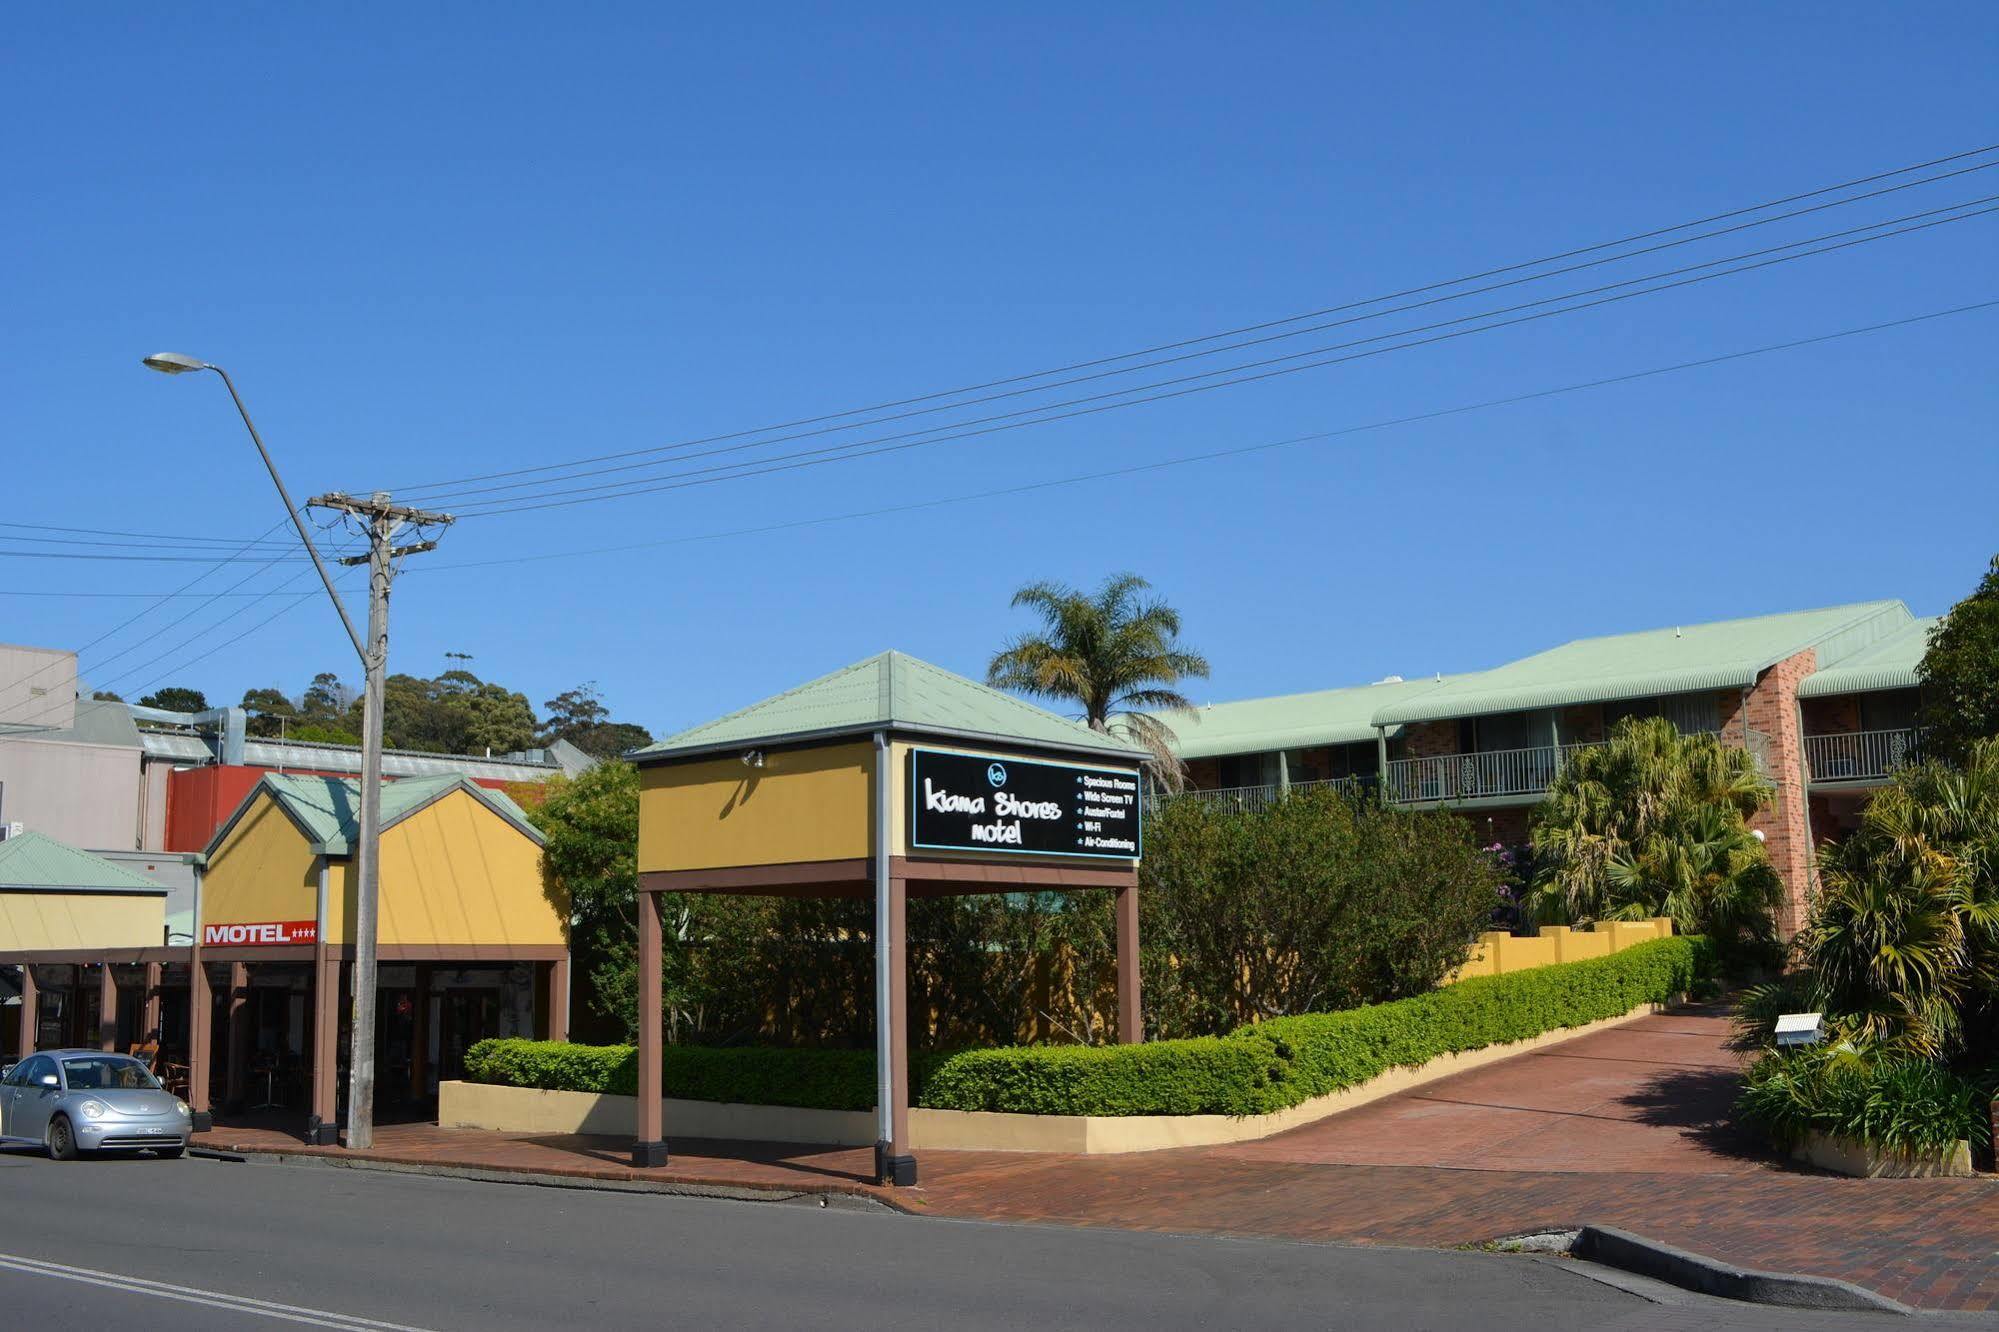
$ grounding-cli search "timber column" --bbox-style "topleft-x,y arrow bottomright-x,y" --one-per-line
98,960 -> 118,1051
225,963 -> 251,1111
16,965 -> 37,1055
187,956 -> 213,1130
632,890 -> 666,1166
143,962 -> 162,1041
307,940 -> 339,1145
882,872 -> 914,1185
1115,876 -> 1142,1044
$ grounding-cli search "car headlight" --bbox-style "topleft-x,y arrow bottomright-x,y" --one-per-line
175,1100 -> 192,1118
77,1099 -> 107,1121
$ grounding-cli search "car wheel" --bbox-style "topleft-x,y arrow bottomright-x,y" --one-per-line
46,1115 -> 79,1162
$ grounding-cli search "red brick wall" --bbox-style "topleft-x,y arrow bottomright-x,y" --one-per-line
1404,720 -> 1460,759
1467,806 -> 1532,848
1800,695 -> 1860,735
1741,648 -> 1817,938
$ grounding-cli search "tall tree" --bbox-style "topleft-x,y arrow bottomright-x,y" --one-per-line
541,683 -> 654,759
986,573 -> 1209,787
136,686 -> 208,713
239,686 -> 298,738
1920,553 -> 1999,766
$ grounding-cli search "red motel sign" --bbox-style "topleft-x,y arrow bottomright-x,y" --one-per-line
202,920 -> 317,946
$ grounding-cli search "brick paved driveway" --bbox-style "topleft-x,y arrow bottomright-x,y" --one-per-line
192,1005 -> 1999,1312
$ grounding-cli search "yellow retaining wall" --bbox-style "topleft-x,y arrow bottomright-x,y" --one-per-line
1450,917 -> 1674,982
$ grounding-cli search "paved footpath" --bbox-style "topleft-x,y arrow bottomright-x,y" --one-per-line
195,1005 -> 1999,1313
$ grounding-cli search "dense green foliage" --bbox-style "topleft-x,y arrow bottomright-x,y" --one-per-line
1792,739 -> 1999,1061
1919,553 -> 1999,766
1737,1045 -> 1992,1154
1529,717 -> 1781,962
1140,788 -> 1508,1033
539,683 -> 654,759
986,572 -> 1209,788
136,686 -> 209,713
466,936 -> 1710,1116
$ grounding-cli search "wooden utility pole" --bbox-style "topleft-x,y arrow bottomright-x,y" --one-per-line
306,491 -> 451,1150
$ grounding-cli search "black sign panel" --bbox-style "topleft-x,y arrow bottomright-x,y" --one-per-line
908,749 -> 1141,860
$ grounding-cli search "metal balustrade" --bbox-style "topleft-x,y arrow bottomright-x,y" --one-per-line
1804,728 -> 1921,784
1383,741 -> 1606,804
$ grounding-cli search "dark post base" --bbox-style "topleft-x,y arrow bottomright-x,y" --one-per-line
191,1110 -> 213,1133
632,1140 -> 669,1168
874,1142 -> 918,1187
304,1118 -> 338,1146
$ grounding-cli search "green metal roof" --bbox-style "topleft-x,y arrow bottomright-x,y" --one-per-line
1169,675 -> 1465,759
1798,616 -> 1937,698
0,831 -> 168,895
1370,601 -> 1912,726
207,774 -> 547,858
632,651 -> 1147,764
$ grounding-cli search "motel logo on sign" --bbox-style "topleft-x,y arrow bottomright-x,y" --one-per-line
201,920 -> 317,946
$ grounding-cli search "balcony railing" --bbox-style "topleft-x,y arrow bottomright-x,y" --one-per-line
1804,728 -> 1921,785
1384,742 -> 1601,804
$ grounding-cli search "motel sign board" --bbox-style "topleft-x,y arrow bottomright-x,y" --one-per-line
202,920 -> 317,946
908,748 -> 1141,860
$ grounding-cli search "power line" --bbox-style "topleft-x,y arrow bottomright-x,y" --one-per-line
449,198 -> 1999,517
407,298 -> 1999,573
387,141 -> 1999,500
0,520 -> 295,549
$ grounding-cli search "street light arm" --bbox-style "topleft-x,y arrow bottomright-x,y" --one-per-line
205,364 -> 367,665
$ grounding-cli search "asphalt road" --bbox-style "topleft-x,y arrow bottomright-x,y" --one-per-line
0,1146 -> 1945,1330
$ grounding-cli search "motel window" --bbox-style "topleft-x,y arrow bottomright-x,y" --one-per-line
1859,690 -> 1919,733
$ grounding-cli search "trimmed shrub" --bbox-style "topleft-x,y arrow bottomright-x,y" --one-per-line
1737,1045 -> 1993,1153
466,936 -> 1710,1118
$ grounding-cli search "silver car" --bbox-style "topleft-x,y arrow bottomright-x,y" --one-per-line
0,1050 -> 192,1159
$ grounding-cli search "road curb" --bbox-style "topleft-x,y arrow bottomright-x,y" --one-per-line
1573,1224 -> 1914,1314
193,1142 -> 913,1213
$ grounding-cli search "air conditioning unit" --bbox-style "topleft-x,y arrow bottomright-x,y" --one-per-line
0,822 -> 19,841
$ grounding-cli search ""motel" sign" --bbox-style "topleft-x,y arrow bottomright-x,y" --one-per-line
201,920 -> 317,946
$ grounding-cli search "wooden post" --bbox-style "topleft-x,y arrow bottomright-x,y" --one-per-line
410,963 -> 432,1099
225,963 -> 250,1111
143,962 -> 162,1041
187,958 -> 213,1129
632,890 -> 666,1166
98,961 -> 118,1051
546,956 -> 570,1044
16,965 -> 37,1055
308,944 -> 339,1145
1115,878 -> 1142,1045
884,872 -> 914,1185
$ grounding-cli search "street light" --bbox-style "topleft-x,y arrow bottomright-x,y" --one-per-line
142,352 -> 383,1149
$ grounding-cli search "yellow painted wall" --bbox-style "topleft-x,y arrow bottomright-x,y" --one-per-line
637,742 -> 873,873
327,789 -> 565,947
1449,918 -> 1674,981
201,793 -> 319,928
0,891 -> 163,951
889,739 -> 1141,868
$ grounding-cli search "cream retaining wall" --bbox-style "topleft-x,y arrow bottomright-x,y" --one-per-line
1792,1131 -> 1974,1179
439,996 -> 1674,1154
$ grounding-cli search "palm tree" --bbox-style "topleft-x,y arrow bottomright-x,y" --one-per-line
1798,737 -> 1999,1059
1528,716 -> 1782,956
987,573 -> 1210,788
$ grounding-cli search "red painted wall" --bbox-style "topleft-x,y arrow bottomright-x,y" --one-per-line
164,765 -> 539,852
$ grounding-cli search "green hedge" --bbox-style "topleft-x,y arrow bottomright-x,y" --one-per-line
465,935 -> 1712,1117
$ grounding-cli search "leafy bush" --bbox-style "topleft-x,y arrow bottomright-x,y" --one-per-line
1141,787 -> 1509,1034
1529,718 -> 1781,964
465,936 -> 1710,1117
1736,1045 -> 1992,1154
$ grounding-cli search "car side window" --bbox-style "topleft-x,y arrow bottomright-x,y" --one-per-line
14,1056 -> 51,1086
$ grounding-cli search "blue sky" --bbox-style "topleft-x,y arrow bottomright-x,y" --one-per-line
4,4 -> 1996,739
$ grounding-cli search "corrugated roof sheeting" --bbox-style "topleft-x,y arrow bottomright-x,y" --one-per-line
0,830 -> 169,894
139,732 -> 563,781
213,773 -> 547,857
1369,601 -> 1911,725
635,651 -> 1146,762
1798,617 -> 1938,697
1169,676 -> 1461,759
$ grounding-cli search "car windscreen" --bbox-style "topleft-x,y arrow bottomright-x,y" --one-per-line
60,1056 -> 163,1091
